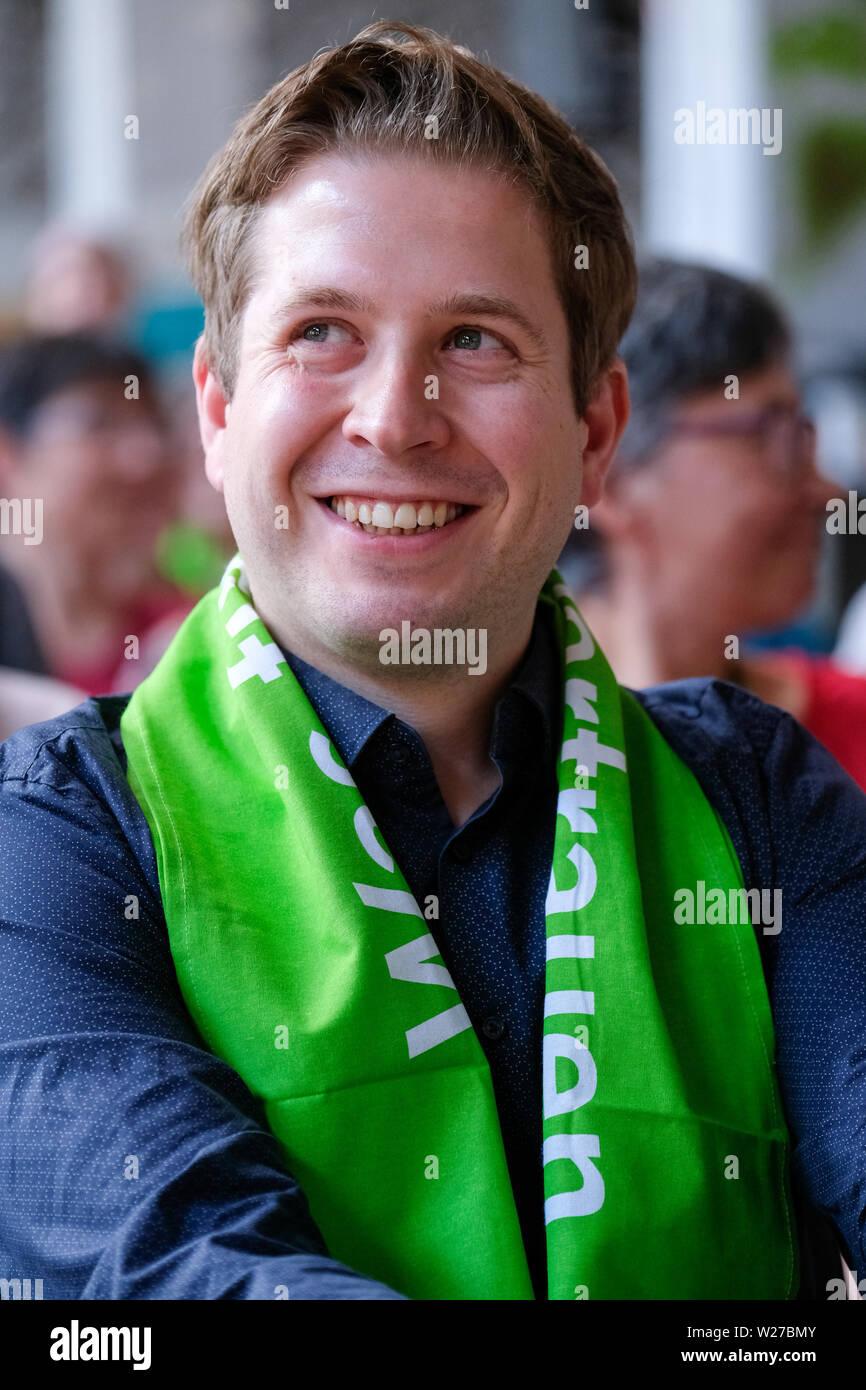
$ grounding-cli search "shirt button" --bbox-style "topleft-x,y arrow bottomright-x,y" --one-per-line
451,839 -> 473,865
481,1016 -> 506,1041
391,744 -> 410,765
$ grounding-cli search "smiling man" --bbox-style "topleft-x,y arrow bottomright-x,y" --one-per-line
192,147 -> 608,825
1,22 -> 865,1303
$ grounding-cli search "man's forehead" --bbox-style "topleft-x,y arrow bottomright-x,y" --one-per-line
252,152 -> 550,268
245,154 -> 559,333
257,147 -> 538,219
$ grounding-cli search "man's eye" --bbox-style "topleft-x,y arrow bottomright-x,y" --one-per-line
446,327 -> 503,351
293,322 -> 352,345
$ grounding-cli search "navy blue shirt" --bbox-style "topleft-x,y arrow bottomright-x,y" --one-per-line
1,602 -> 865,1300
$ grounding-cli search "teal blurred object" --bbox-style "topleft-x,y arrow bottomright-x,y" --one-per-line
745,616 -> 835,656
130,298 -> 204,366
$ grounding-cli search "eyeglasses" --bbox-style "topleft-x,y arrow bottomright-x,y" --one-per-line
667,403 -> 816,480
26,397 -> 167,445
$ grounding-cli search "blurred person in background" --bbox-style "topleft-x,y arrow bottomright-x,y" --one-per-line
560,258 -> 866,790
0,333 -> 192,695
835,580 -> 866,675
0,564 -> 85,742
0,553 -> 47,673
0,666 -> 85,743
23,224 -> 135,338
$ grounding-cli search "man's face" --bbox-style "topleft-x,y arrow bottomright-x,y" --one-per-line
197,150 -> 598,677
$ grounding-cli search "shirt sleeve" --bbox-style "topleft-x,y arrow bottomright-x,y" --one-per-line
635,676 -> 866,1289
762,704 -> 866,1278
0,722 -> 407,1300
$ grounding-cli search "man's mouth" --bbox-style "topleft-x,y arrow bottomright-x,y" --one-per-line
327,495 -> 468,536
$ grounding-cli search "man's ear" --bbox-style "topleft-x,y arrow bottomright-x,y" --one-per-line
578,358 -> 630,510
193,336 -> 230,493
585,442 -> 661,547
583,467 -> 635,544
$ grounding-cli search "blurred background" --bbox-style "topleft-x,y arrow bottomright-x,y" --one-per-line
1,0 -> 866,746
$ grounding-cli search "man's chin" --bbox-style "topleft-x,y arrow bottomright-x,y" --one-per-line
321,599 -> 473,662
332,612 -> 445,652
321,577 -> 466,631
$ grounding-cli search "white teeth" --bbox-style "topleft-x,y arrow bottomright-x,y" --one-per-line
329,496 -> 465,533
393,502 -> 417,529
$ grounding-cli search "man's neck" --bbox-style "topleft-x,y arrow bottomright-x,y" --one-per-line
276,613 -> 537,829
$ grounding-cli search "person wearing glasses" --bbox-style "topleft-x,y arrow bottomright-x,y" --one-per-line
560,257 -> 866,790
0,333 -> 189,696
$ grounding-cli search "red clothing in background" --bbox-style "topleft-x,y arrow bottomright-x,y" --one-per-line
766,651 -> 866,792
55,588 -> 193,696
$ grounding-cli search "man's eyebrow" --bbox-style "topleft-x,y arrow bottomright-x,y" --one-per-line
267,287 -> 548,350
266,287 -> 374,328
427,293 -> 548,351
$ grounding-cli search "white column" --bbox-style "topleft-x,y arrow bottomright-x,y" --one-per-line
642,0 -> 773,276
44,0 -> 135,230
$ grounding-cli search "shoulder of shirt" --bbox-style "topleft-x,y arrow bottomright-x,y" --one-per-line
625,674 -> 800,767
0,693 -> 132,795
0,692 -> 163,896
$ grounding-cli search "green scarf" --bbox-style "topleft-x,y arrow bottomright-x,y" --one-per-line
120,553 -> 796,1300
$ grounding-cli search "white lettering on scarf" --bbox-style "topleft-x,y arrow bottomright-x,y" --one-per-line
307,725 -> 473,1059
541,587 -> 626,1223
219,561 -> 470,1061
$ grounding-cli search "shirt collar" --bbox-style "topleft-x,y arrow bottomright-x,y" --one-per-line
282,647 -> 391,767
281,600 -> 561,772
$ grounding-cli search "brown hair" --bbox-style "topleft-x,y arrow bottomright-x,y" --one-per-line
182,19 -> 637,412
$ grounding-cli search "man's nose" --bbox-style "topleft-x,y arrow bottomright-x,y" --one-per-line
341,349 -> 451,457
